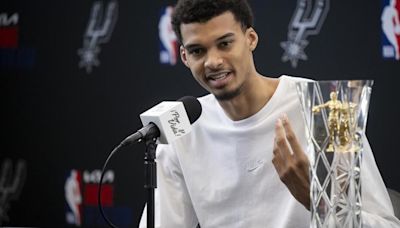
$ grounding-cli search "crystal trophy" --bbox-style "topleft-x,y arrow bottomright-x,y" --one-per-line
296,80 -> 373,228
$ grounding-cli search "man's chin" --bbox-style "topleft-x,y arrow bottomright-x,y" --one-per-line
214,88 -> 241,101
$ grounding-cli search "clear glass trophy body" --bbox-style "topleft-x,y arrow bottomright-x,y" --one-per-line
296,80 -> 373,228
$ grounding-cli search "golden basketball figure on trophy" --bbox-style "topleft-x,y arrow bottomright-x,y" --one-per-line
312,91 -> 358,152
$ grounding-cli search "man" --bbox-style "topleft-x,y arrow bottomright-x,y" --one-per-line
140,0 -> 400,227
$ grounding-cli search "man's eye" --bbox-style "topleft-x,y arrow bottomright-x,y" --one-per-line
219,40 -> 232,48
189,48 -> 203,56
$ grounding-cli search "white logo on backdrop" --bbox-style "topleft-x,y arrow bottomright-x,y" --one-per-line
0,13 -> 19,26
0,159 -> 26,225
78,1 -> 118,74
65,170 -> 82,226
159,6 -> 178,65
64,169 -> 115,226
381,0 -> 400,60
281,0 -> 330,68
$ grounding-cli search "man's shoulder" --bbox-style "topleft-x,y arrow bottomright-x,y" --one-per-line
280,75 -> 314,83
193,93 -> 224,125
197,94 -> 218,111
198,93 -> 215,103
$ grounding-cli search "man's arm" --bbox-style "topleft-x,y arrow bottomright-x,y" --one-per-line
273,114 -> 400,227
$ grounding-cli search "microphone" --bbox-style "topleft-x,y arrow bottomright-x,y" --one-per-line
120,96 -> 202,146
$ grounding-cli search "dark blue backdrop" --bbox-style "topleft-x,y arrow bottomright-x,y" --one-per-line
1,0 -> 399,226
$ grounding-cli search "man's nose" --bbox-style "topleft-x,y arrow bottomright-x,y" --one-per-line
204,49 -> 223,69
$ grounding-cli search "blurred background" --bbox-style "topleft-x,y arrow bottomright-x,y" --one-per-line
1,0 -> 399,227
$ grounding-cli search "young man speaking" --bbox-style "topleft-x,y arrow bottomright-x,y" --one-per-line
140,0 -> 400,227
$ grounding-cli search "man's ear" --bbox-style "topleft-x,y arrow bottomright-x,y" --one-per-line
246,27 -> 258,52
180,45 -> 190,68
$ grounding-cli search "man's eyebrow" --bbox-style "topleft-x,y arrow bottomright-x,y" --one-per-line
216,33 -> 235,41
183,33 -> 236,50
183,43 -> 202,50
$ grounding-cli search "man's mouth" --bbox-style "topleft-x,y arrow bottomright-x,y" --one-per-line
207,71 -> 230,80
206,71 -> 232,88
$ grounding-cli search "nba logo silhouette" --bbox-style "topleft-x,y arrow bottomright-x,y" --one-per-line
159,6 -> 178,65
382,0 -> 400,60
65,170 -> 83,226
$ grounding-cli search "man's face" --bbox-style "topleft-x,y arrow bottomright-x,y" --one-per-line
179,12 -> 258,100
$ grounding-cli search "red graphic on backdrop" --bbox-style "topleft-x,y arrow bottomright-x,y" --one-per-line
0,13 -> 19,48
84,184 -> 113,206
65,169 -> 115,226
0,27 -> 18,48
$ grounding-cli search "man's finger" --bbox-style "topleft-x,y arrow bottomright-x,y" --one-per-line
281,114 -> 304,158
275,118 -> 292,159
272,139 -> 285,173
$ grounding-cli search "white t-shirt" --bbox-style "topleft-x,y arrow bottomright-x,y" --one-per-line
140,75 -> 400,228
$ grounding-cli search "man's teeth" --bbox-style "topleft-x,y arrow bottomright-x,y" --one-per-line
212,73 -> 228,80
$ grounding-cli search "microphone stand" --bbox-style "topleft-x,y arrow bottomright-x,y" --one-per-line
144,135 -> 157,228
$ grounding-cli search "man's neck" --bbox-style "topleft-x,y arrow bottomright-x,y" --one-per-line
217,75 -> 279,121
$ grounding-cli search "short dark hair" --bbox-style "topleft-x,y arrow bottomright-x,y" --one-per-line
171,0 -> 254,44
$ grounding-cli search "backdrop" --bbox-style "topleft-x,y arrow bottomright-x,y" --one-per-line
1,0 -> 399,227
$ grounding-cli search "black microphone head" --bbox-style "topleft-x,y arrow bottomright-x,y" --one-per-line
178,96 -> 202,124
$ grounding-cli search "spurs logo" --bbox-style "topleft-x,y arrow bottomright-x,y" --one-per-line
0,159 -> 27,225
281,0 -> 330,68
78,1 -> 118,74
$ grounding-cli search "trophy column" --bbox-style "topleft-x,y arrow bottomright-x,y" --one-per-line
296,80 -> 373,228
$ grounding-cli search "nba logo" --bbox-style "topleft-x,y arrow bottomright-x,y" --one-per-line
159,6 -> 178,65
381,0 -> 400,60
65,170 -> 83,226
